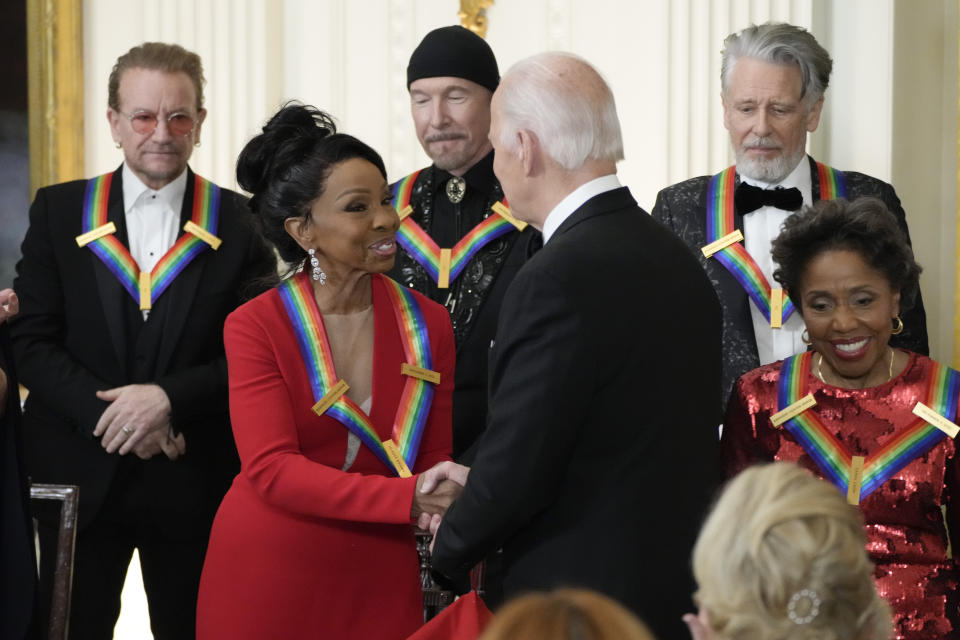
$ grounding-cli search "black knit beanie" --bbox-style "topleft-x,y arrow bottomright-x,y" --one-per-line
407,26 -> 499,92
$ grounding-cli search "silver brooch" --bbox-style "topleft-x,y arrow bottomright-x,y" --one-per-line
445,177 -> 466,203
787,588 -> 821,625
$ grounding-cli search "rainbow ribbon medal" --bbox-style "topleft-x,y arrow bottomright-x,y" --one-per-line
775,352 -> 958,503
391,170 -> 525,289
703,162 -> 846,326
278,273 -> 438,477
77,171 -> 222,310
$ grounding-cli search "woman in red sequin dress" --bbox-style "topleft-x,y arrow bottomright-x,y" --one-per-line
723,198 -> 959,639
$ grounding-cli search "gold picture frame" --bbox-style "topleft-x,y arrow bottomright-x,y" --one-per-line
27,0 -> 84,198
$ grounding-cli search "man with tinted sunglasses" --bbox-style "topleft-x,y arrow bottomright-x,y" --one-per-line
10,42 -> 274,639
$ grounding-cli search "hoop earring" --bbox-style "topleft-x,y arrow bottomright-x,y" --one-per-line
801,329 -> 812,345
892,316 -> 904,335
115,142 -> 122,149
308,248 -> 327,285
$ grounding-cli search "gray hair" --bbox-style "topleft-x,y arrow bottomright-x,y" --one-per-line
495,52 -> 623,170
721,23 -> 833,105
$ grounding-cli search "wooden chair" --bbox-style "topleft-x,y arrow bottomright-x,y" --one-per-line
30,483 -> 79,640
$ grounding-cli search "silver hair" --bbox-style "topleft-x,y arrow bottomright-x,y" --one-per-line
721,23 -> 833,105
495,52 -> 624,170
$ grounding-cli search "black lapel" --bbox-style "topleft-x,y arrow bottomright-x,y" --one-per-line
155,168 -> 208,374
808,155 -> 821,202
90,167 -> 129,371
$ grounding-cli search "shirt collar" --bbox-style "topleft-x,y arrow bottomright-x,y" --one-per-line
542,174 -> 622,244
122,164 -> 188,214
432,150 -> 497,196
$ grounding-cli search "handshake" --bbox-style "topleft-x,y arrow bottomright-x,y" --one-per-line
411,461 -> 470,540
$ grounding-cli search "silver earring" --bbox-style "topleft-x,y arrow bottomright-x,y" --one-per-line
115,142 -> 121,149
308,248 -> 326,285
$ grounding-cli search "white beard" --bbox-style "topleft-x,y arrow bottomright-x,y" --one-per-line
735,142 -> 806,184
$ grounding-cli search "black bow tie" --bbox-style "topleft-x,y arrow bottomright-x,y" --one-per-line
734,182 -> 803,214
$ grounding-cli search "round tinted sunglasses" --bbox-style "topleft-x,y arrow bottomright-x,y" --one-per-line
122,110 -> 197,137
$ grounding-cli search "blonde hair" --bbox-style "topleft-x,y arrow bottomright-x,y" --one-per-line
480,589 -> 655,640
693,463 -> 892,640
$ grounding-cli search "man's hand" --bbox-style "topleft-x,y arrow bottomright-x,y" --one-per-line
0,289 -> 19,325
132,428 -> 187,461
413,460 -> 470,528
419,460 -> 470,493
93,384 -> 172,455
412,477 -> 464,523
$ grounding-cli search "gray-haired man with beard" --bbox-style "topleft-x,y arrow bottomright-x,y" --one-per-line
652,22 -> 927,407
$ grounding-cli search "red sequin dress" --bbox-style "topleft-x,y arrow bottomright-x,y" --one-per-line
723,352 -> 960,639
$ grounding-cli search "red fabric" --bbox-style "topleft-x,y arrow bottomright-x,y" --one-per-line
406,592 -> 493,640
724,352 -> 960,640
197,274 -> 454,639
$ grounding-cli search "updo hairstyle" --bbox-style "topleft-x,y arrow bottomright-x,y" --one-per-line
771,197 -> 921,313
236,103 -> 387,267
692,462 -> 892,640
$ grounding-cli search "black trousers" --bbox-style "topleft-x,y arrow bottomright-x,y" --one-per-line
36,460 -> 213,640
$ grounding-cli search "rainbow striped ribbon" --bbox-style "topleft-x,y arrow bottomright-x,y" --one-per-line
776,352 -> 957,502
278,273 -> 436,476
705,162 -> 846,324
390,171 -> 518,288
382,277 -> 435,471
81,171 -> 221,309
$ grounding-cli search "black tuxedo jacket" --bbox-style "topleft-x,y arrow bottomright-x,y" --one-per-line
1,325 -> 37,640
10,166 -> 275,531
652,156 -> 929,406
431,187 -> 722,640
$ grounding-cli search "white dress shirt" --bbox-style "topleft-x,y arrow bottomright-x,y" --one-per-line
541,174 -> 622,244
740,158 -> 812,365
122,164 -> 186,318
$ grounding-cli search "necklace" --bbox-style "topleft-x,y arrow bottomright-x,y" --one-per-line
816,348 -> 895,387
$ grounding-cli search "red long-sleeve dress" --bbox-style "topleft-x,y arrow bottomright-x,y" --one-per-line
196,273 -> 454,639
723,351 -> 960,639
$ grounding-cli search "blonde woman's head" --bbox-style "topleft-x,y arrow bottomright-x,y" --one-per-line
692,462 -> 891,640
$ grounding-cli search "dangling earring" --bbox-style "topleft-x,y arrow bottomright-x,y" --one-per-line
801,329 -> 812,345
308,248 -> 326,285
891,316 -> 904,335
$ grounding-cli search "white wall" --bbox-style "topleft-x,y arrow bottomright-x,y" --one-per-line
82,0 -> 959,361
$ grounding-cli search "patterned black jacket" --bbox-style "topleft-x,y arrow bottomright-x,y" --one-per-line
652,156 -> 929,408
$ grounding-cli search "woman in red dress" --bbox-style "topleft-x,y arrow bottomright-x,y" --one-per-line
196,104 -> 458,639
723,197 -> 959,639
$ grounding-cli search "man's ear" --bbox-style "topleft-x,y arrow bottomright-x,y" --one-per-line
517,129 -> 538,177
107,108 -> 122,146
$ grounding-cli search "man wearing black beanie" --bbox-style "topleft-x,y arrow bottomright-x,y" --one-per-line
390,26 -> 539,468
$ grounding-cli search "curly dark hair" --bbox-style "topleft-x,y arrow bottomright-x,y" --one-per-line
236,103 -> 387,267
771,197 -> 922,313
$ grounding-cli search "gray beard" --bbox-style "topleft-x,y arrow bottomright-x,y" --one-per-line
736,147 -> 806,184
